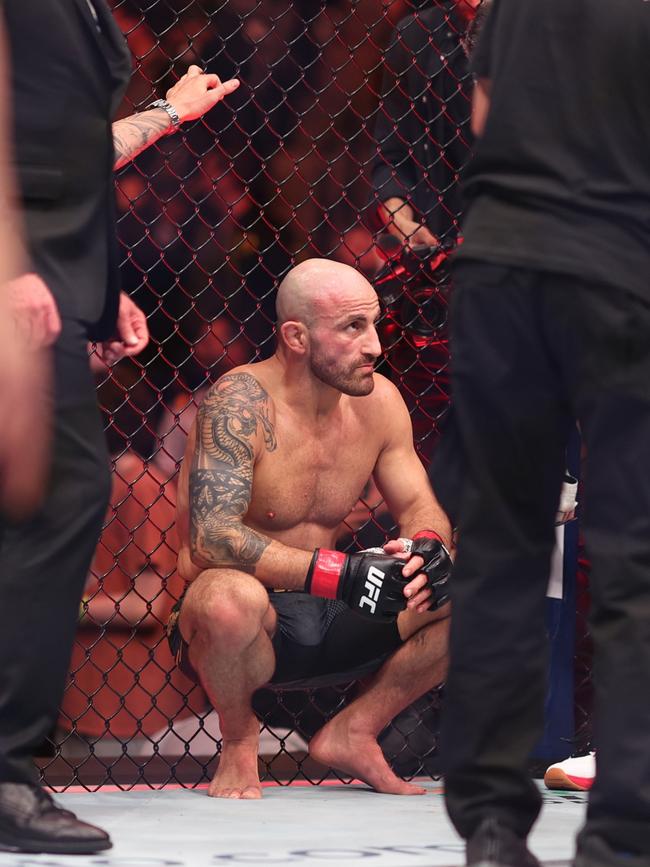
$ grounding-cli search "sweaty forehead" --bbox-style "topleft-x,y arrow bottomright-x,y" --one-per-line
314,281 -> 379,321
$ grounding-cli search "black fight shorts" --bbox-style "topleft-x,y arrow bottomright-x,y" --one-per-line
167,590 -> 403,690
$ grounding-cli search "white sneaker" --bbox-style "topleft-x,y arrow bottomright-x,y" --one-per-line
544,752 -> 595,791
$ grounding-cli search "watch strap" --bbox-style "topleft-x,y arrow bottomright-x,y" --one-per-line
146,98 -> 181,134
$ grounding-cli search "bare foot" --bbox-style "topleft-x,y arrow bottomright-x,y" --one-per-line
208,737 -> 262,799
309,719 -> 427,796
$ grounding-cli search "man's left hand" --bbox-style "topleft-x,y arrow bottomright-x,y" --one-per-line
384,533 -> 452,614
96,292 -> 149,365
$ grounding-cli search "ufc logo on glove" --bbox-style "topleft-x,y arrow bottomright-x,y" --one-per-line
358,566 -> 386,614
305,533 -> 451,622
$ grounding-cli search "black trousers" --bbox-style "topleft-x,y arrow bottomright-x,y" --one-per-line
440,263 -> 650,855
0,320 -> 111,785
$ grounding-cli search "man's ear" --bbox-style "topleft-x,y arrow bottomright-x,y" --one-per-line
279,320 -> 308,354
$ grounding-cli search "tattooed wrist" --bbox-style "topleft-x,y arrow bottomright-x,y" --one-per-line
112,111 -> 172,170
190,469 -> 271,570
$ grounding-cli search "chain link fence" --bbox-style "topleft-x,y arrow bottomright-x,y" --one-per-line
39,0 -> 590,790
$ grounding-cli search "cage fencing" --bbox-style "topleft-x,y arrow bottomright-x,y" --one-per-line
39,0 -> 590,790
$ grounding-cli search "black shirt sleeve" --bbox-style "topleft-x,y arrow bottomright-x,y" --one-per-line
370,28 -> 418,207
369,14 -> 445,223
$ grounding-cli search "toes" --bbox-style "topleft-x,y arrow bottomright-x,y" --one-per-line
208,786 -> 236,798
207,785 -> 262,799
398,783 -> 428,796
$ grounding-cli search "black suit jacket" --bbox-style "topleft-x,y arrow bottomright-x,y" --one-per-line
5,0 -> 131,339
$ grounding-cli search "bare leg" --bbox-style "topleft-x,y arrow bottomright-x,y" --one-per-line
310,607 -> 450,795
180,569 -> 277,799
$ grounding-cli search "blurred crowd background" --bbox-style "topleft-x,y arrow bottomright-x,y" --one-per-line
103,0 -> 469,469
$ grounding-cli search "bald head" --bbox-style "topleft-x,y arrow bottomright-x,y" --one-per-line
276,258 -> 376,328
275,259 -> 381,395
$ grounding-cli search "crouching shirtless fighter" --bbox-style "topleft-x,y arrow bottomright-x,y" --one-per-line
171,258 -> 453,799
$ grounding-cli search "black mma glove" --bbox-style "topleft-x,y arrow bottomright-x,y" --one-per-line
410,530 -> 452,611
304,549 -> 409,622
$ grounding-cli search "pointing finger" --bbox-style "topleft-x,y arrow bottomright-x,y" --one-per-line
206,77 -> 239,94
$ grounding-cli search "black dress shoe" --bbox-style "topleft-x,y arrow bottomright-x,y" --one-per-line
467,817 -> 540,867
574,832 -> 650,867
0,782 -> 112,854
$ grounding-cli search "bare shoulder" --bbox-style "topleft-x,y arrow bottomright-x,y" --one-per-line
349,373 -> 413,454
194,363 -> 278,462
360,373 -> 409,421
200,363 -> 276,414
370,372 -> 406,402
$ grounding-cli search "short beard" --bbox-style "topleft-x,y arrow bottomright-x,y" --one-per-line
309,354 -> 375,396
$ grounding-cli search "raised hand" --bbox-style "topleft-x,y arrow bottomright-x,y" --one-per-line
165,64 -> 240,124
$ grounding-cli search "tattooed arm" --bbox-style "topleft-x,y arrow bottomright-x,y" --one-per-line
112,109 -> 169,170
189,372 -> 313,589
113,65 -> 239,170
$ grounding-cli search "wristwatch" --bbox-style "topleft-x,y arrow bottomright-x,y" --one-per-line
146,98 -> 181,134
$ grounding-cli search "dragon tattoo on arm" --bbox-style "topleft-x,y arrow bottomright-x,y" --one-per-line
189,373 -> 277,572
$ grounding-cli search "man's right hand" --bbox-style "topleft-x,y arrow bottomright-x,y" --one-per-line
1,274 -> 57,516
165,65 -> 240,124
380,198 -> 438,249
388,215 -> 439,249
0,311 -> 51,518
305,548 -> 410,622
6,273 -> 61,349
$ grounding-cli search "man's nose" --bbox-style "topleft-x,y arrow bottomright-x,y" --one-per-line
364,325 -> 382,358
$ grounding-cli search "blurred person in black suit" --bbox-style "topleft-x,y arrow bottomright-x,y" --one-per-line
0,1 -> 238,854
437,2 -> 650,866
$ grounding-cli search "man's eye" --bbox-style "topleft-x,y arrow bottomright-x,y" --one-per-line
347,322 -> 361,331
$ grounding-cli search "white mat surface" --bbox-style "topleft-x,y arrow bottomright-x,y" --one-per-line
0,783 -> 586,867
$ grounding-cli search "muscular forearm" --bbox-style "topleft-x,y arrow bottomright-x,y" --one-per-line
397,499 -> 452,550
254,540 -> 315,590
113,108 -> 172,170
190,520 -> 313,590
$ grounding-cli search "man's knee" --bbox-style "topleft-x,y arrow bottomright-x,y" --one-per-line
180,569 -> 272,652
